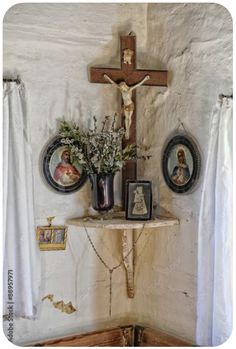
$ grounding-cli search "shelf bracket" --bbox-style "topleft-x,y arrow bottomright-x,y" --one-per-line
122,229 -> 134,298
67,212 -> 179,300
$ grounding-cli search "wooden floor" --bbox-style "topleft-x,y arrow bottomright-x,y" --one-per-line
33,324 -> 193,347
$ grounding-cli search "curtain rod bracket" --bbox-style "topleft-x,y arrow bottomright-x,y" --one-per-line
219,93 -> 233,99
3,75 -> 21,84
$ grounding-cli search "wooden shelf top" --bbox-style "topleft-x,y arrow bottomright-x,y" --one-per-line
67,211 -> 179,230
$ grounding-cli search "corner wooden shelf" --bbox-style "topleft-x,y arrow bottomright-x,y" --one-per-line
67,211 -> 179,298
67,211 -> 179,229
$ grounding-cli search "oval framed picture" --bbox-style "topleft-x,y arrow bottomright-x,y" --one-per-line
162,133 -> 201,194
42,136 -> 87,194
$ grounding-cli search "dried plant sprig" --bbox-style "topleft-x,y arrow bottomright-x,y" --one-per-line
59,114 -> 143,175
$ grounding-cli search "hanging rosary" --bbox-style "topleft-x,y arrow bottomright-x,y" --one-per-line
83,223 -> 146,316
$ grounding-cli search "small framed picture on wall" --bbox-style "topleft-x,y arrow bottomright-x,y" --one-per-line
42,136 -> 87,194
125,180 -> 152,220
36,225 -> 67,251
162,133 -> 201,194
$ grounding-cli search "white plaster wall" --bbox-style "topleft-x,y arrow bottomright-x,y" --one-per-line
3,3 -> 147,344
3,3 -> 232,345
134,2 -> 232,343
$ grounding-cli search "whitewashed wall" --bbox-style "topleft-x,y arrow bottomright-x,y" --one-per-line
133,3 -> 232,342
3,3 -> 232,345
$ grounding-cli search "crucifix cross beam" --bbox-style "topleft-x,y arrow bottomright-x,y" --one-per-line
90,35 -> 167,87
89,34 -> 168,206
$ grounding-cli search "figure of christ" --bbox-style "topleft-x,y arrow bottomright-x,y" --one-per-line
104,74 -> 150,139
53,149 -> 80,186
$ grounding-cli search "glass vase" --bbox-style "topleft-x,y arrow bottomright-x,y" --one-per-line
89,173 -> 114,211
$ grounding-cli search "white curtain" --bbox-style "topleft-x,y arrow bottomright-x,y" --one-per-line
3,81 -> 41,319
196,96 -> 233,346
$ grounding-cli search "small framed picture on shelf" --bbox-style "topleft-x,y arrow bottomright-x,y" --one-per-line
36,225 -> 67,251
125,180 -> 152,220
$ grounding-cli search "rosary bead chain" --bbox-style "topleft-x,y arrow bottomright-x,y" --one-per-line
83,223 -> 145,316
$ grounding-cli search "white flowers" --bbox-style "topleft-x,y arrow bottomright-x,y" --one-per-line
59,115 -> 137,175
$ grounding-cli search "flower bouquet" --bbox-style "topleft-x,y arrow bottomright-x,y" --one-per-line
59,114 -> 137,211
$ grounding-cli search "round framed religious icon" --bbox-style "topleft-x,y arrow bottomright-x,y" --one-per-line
162,134 -> 201,194
42,136 -> 87,194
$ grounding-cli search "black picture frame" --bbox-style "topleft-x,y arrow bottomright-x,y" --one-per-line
42,136 -> 87,194
125,180 -> 152,220
162,134 -> 201,194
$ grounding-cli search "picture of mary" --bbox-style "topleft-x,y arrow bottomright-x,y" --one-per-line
126,180 -> 152,220
170,148 -> 191,185
132,186 -> 148,215
162,134 -> 201,194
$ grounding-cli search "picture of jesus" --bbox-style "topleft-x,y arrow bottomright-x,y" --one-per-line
43,136 -> 87,194
52,149 -> 80,186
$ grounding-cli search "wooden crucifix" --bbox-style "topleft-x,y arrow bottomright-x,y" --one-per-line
90,34 -> 168,206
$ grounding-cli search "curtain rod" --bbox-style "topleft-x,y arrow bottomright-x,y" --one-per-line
219,93 -> 233,99
3,76 -> 21,84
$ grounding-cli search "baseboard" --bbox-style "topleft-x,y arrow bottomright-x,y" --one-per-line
134,325 -> 193,346
33,324 -> 193,347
